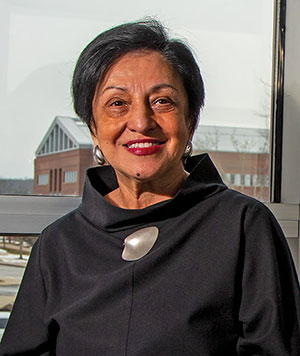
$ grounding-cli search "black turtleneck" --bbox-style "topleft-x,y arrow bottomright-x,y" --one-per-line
1,154 -> 299,356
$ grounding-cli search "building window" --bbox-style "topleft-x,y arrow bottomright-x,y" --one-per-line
59,128 -> 63,151
230,174 -> 235,185
244,174 -> 251,187
64,134 -> 68,149
37,174 -> 49,185
49,170 -> 53,192
55,125 -> 59,152
240,174 -> 245,186
64,170 -> 77,183
54,169 -> 57,192
58,168 -> 62,192
50,132 -> 54,153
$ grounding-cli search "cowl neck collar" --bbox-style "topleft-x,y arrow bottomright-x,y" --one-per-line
79,153 -> 227,232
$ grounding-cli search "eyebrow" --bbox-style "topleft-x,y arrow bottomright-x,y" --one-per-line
150,83 -> 178,93
100,83 -> 178,95
101,86 -> 127,95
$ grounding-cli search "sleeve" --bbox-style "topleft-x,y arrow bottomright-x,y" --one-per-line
236,202 -> 300,356
0,236 -> 52,356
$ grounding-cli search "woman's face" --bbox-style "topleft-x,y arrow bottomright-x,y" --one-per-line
91,50 -> 191,183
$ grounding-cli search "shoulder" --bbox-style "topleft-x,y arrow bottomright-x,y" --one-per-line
33,207 -> 88,272
38,207 -> 84,246
215,188 -> 283,238
220,187 -> 275,216
224,191 -> 291,261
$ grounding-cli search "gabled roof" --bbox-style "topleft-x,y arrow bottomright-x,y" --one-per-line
35,116 -> 92,156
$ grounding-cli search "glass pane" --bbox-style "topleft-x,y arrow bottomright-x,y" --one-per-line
0,0 -> 274,200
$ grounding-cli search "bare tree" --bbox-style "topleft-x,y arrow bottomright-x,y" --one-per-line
193,126 -> 220,151
193,124 -> 270,200
0,179 -> 33,194
230,128 -> 269,199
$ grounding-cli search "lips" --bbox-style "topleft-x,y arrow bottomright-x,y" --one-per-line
124,139 -> 165,156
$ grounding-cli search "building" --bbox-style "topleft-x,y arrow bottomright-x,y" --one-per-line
193,125 -> 270,201
34,116 -> 270,200
34,116 -> 94,196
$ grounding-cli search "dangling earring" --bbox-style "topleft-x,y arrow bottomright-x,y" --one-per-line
93,145 -> 106,166
182,140 -> 193,162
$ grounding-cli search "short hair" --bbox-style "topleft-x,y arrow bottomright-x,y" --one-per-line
72,18 -> 205,135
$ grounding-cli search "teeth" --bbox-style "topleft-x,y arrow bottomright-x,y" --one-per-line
128,142 -> 159,149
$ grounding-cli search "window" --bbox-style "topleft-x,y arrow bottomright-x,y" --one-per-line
240,174 -> 245,186
0,0 -> 275,201
37,174 -> 48,185
64,170 -> 77,183
49,169 -> 53,192
244,174 -> 251,187
59,168 -> 62,192
196,126 -> 271,200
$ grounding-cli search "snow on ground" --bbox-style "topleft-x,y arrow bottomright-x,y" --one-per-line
0,249 -> 28,266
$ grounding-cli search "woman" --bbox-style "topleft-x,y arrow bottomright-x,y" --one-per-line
1,19 -> 299,355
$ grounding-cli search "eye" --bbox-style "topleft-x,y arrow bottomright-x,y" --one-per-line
155,98 -> 169,105
110,100 -> 124,106
105,98 -> 129,117
152,97 -> 175,112
153,98 -> 172,105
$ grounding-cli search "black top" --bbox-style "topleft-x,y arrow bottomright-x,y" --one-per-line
1,154 -> 300,355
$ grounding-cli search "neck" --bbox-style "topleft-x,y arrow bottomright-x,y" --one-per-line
105,168 -> 189,210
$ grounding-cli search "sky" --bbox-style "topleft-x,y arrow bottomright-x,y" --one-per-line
0,0 -> 274,178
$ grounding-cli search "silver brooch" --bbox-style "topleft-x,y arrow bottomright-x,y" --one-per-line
122,226 -> 159,261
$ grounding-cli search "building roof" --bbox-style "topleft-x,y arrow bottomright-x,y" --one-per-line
35,116 -> 270,157
35,116 -> 92,156
194,125 -> 269,154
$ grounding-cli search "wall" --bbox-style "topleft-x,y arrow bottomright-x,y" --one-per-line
34,148 -> 93,196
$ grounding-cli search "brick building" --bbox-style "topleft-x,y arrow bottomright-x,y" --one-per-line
194,125 -> 270,201
34,117 -> 270,200
34,116 -> 94,196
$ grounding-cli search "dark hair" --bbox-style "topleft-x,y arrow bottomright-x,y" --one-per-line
72,18 -> 205,134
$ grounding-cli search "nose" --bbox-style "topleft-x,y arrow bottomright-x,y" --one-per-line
126,101 -> 157,134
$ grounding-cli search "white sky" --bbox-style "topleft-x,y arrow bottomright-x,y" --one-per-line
0,0 -> 274,178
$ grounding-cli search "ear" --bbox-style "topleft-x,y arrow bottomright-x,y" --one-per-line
90,135 -> 99,148
90,124 -> 99,147
187,119 -> 195,140
89,118 -> 98,140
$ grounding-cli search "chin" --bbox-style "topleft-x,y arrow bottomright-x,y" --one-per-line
122,166 -> 163,181
132,170 -> 159,181
114,157 -> 178,182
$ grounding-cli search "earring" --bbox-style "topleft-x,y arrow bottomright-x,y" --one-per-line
182,140 -> 193,162
93,145 -> 106,166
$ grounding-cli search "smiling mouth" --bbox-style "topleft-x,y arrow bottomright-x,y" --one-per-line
124,140 -> 165,155
127,142 -> 161,149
